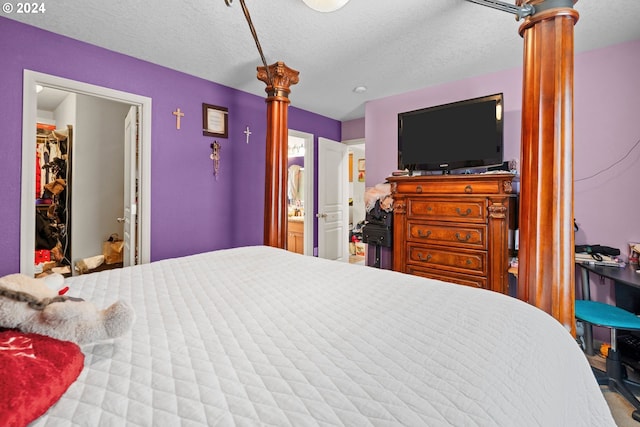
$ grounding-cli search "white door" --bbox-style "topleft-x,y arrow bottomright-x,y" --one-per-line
122,106 -> 137,267
317,137 -> 349,261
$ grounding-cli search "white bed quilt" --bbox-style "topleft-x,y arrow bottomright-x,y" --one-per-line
34,246 -> 614,426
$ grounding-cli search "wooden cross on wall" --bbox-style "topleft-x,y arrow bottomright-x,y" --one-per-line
172,108 -> 184,130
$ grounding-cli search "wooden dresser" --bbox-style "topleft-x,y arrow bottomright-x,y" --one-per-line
388,174 -> 517,294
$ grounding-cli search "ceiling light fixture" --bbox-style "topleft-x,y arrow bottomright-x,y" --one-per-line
302,0 -> 350,13
353,86 -> 367,94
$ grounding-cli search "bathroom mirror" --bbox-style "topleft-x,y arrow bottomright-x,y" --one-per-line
288,165 -> 304,204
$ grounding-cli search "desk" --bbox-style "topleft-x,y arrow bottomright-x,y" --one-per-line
578,262 -> 640,355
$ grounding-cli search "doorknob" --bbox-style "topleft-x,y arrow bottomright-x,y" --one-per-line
316,213 -> 327,218
117,217 -> 125,223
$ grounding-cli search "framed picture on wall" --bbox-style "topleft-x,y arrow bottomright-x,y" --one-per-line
202,103 -> 228,138
349,153 -> 353,182
357,158 -> 365,182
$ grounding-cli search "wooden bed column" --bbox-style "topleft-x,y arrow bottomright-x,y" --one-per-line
516,1 -> 579,334
257,61 -> 299,248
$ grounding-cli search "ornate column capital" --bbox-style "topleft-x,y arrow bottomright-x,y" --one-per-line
257,61 -> 300,99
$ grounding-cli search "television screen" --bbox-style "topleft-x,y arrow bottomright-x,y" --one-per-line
398,93 -> 503,173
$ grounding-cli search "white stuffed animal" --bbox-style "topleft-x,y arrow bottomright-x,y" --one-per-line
0,273 -> 134,345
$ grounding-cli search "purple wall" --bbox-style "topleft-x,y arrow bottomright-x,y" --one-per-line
342,118 -> 365,141
365,39 -> 640,304
222,100 -> 340,251
0,17 -> 340,275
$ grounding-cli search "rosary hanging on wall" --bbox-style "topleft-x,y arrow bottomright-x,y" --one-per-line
210,141 -> 221,179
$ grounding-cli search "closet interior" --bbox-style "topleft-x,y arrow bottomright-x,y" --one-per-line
35,123 -> 73,276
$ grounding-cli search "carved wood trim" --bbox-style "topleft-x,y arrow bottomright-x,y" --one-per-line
391,196 -> 407,272
393,200 -> 406,215
488,203 -> 508,219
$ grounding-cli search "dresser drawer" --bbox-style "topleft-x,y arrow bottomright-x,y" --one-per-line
407,198 -> 487,223
407,243 -> 487,276
393,178 -> 507,195
407,221 -> 487,250
407,266 -> 487,289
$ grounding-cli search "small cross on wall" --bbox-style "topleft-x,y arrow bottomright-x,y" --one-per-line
172,108 -> 184,130
244,126 -> 252,144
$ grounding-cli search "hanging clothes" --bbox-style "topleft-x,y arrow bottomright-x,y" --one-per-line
37,140 -> 62,197
35,151 -> 42,199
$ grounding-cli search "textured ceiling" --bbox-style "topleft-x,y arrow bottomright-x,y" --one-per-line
6,0 -> 640,121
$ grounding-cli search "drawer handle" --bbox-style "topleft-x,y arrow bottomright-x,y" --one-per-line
466,259 -> 472,265
417,253 -> 432,262
456,207 -> 472,217
416,185 -> 423,193
464,185 -> 473,193
417,229 -> 432,238
455,232 -> 471,242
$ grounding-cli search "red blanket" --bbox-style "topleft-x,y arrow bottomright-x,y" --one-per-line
0,330 -> 84,427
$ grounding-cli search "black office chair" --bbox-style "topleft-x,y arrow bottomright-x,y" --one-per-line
575,299 -> 640,422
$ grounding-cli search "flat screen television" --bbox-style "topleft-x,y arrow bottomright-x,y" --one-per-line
398,93 -> 504,174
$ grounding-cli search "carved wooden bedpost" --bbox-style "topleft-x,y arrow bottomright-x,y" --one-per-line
517,0 -> 579,335
258,61 -> 299,248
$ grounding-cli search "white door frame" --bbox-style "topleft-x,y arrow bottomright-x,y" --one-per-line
288,129 -> 314,256
21,70 -> 152,275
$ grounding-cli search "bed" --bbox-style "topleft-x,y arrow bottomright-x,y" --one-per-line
30,245 -> 614,426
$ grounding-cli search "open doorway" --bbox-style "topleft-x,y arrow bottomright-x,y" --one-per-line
287,130 -> 314,256
21,70 -> 152,276
345,139 -> 366,264
34,87 -> 131,275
